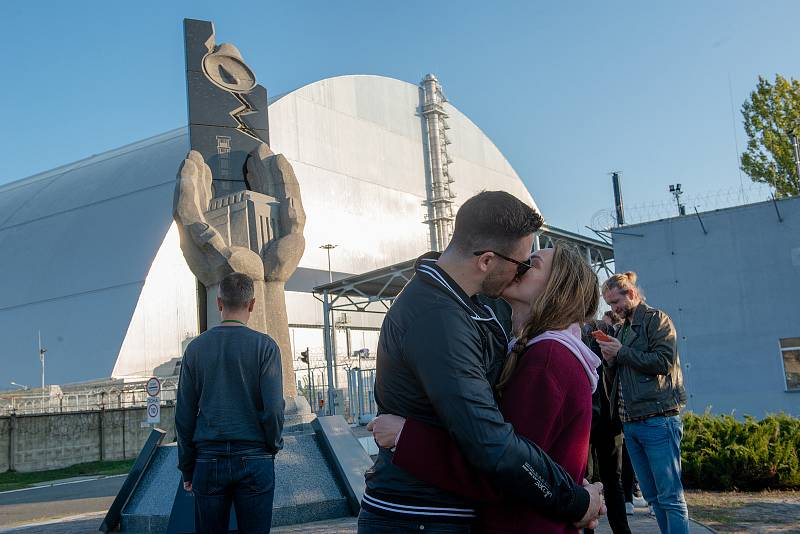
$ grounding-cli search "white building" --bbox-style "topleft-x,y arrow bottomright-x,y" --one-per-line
0,75 -> 540,390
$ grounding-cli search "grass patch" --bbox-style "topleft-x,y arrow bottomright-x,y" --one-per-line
0,459 -> 134,492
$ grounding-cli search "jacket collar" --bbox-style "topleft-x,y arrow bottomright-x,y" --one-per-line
630,302 -> 648,326
415,252 -> 485,317
619,302 -> 648,346
414,252 -> 508,343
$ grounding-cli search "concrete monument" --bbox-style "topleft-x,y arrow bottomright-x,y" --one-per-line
174,19 -> 310,421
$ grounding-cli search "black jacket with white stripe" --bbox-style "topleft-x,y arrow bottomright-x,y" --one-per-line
362,253 -> 590,523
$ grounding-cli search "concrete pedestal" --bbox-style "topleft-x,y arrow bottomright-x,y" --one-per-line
115,416 -> 370,533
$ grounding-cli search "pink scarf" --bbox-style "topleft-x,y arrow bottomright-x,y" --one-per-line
509,323 -> 601,392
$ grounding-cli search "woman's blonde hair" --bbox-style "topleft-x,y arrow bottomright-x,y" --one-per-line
601,271 -> 644,300
496,241 -> 600,394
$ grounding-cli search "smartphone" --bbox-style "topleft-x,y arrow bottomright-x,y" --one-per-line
591,330 -> 613,343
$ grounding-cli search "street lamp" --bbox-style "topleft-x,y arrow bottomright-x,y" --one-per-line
669,184 -> 686,216
10,382 -> 29,391
38,331 -> 47,396
319,243 -> 338,412
319,244 -> 337,283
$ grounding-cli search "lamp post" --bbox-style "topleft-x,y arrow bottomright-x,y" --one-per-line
669,184 -> 686,216
319,244 -> 337,283
319,244 -> 338,412
38,331 -> 47,399
790,132 -> 800,190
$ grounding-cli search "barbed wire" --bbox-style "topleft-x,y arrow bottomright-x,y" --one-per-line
619,183 -> 775,225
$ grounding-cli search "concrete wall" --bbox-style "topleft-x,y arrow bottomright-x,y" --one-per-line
613,196 -> 800,418
0,406 -> 175,473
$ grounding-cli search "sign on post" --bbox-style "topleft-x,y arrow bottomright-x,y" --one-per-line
146,397 -> 160,424
146,377 -> 161,397
145,377 -> 161,424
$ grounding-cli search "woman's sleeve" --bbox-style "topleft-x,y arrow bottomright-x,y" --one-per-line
391,417 -> 502,502
391,342 -> 572,503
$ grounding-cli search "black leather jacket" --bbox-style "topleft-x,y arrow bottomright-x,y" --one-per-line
605,302 -> 687,421
363,253 -> 589,523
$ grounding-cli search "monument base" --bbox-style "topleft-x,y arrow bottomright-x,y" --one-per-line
283,394 -> 316,432
109,416 -> 371,534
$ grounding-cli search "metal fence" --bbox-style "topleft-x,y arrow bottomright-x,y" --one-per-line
0,380 -> 178,416
2,368 -> 377,423
297,367 -> 377,424
348,368 -> 377,425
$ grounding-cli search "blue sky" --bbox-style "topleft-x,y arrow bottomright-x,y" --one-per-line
1,1 -> 796,232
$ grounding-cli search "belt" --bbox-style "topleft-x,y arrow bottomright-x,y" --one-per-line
626,408 -> 680,423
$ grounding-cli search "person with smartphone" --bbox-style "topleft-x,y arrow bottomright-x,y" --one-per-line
597,272 -> 688,534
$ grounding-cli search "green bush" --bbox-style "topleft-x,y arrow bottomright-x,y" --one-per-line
681,411 -> 800,490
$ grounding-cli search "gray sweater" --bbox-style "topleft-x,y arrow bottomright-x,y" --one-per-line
175,325 -> 285,480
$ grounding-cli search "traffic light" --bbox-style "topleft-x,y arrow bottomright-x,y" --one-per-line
300,348 -> 310,365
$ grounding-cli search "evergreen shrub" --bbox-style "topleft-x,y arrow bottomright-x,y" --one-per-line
681,411 -> 800,490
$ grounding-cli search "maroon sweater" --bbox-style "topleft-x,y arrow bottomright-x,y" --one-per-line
392,339 -> 592,534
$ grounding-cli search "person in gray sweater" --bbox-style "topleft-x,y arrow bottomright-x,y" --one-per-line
176,272 -> 284,534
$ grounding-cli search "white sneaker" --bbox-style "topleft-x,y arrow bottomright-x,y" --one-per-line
625,502 -> 634,515
632,495 -> 648,508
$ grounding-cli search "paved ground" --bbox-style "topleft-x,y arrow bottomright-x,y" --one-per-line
0,476 -> 124,530
273,510 -> 717,533
0,445 -> 717,533
0,508 -> 715,533
686,490 -> 800,533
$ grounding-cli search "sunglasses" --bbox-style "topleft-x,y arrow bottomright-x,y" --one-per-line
473,250 -> 532,278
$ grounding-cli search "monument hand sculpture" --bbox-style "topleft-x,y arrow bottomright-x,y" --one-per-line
176,18 -> 310,421
173,150 -> 265,285
174,146 -> 307,403
246,143 -> 307,282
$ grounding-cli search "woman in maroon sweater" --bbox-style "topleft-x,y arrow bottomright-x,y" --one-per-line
374,242 -> 601,533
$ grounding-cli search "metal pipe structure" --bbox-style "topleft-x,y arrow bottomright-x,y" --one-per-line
421,74 -> 455,251
791,133 -> 800,190
611,172 -> 625,226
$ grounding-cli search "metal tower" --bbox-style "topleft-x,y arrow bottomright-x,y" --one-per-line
420,74 -> 456,251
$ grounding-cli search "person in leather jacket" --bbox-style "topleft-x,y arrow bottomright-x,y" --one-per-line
358,191 -> 605,533
597,272 -> 688,534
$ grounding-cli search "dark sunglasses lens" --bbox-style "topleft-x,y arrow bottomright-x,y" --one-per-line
516,263 -> 531,278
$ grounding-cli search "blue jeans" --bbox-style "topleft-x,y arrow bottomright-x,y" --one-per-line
623,416 -> 689,534
357,509 -> 473,533
193,442 -> 275,534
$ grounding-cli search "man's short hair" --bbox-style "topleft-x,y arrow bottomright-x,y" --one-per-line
449,191 -> 544,255
219,272 -> 255,310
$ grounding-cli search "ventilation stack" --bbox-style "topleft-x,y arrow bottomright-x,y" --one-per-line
421,74 -> 456,251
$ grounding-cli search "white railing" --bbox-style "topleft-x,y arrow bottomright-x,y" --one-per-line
0,381 -> 178,416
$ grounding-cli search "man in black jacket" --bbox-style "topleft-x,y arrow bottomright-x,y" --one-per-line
358,191 -> 605,533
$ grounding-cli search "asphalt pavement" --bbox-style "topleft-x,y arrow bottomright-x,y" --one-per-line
0,476 -> 125,531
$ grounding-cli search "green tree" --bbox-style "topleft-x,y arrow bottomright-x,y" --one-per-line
741,75 -> 800,197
